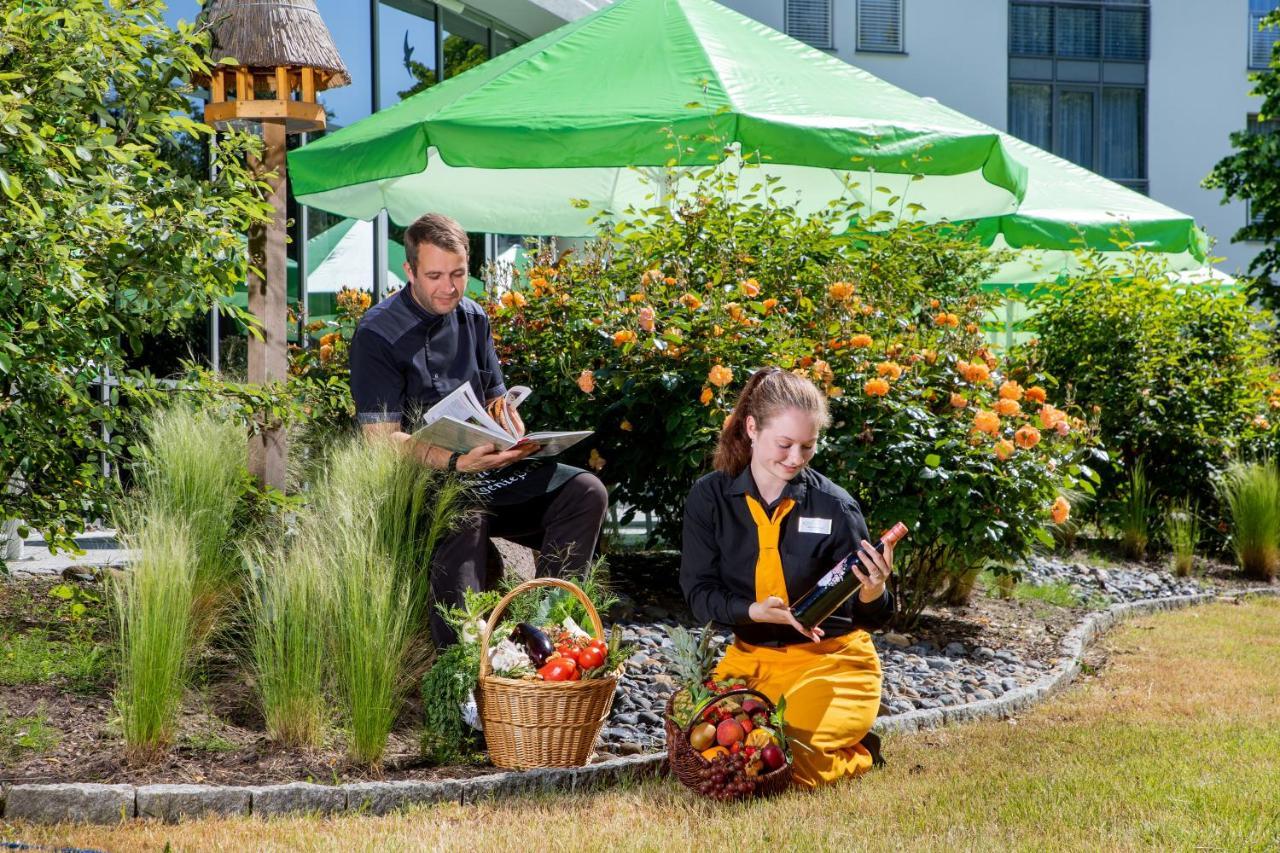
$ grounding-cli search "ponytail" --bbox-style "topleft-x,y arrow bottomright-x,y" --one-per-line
713,367 -> 830,475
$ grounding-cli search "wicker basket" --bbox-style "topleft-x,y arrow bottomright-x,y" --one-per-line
665,687 -> 794,799
475,577 -> 617,770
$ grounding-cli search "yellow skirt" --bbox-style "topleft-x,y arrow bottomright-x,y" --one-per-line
713,630 -> 882,789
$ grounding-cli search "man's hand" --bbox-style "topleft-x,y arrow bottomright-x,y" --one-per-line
748,595 -> 824,643
456,441 -> 539,473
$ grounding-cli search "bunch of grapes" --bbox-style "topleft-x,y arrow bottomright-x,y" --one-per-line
693,753 -> 757,801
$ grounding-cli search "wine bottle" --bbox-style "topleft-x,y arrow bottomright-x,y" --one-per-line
790,522 -> 909,629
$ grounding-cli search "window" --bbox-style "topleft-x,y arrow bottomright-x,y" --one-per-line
786,0 -> 833,50
1011,2 -> 1147,61
1009,2 -> 1148,192
1246,114 -> 1278,225
857,0 -> 903,53
1250,0 -> 1280,69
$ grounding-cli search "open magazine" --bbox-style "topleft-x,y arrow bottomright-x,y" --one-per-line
410,383 -> 592,459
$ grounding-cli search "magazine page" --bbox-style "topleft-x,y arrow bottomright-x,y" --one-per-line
519,430 -> 593,458
411,416 -> 514,455
423,383 -> 506,435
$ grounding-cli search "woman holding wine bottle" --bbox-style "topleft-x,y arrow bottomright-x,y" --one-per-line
680,366 -> 897,788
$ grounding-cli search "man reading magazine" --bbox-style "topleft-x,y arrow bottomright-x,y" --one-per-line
349,213 -> 607,647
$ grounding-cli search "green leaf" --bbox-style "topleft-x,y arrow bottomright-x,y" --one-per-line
924,453 -> 942,468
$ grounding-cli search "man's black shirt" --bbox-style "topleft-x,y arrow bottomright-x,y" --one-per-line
681,466 -> 894,646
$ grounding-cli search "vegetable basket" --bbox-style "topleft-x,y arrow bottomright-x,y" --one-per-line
665,688 -> 793,799
476,578 -> 617,769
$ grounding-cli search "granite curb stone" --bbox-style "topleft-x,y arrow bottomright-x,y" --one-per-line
136,783 -> 251,821
2,588 -> 1274,824
4,783 -> 135,824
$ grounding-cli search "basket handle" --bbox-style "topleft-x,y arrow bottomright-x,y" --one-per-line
682,688 -> 775,739
477,577 -> 605,679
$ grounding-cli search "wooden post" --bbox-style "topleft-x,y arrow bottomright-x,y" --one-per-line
246,119 -> 289,489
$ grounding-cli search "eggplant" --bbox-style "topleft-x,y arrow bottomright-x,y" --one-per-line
511,622 -> 555,667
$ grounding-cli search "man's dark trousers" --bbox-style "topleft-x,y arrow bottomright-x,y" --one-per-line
428,473 -> 608,647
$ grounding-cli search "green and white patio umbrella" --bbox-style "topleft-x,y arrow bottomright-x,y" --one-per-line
288,0 -> 1028,235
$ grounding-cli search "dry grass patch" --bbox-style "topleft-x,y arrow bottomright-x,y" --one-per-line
6,599 -> 1279,852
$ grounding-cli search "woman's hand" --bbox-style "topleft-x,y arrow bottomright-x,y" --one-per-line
853,538 -> 895,603
748,596 -> 824,643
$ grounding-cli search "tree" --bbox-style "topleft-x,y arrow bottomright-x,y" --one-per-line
397,31 -> 489,101
0,1 -> 271,551
1205,10 -> 1280,311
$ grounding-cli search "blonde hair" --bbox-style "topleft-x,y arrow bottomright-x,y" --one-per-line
713,367 -> 830,475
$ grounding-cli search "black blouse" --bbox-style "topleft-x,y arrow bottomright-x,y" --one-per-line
680,466 -> 894,647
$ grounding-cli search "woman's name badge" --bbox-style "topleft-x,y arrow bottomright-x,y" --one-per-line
797,517 -> 832,535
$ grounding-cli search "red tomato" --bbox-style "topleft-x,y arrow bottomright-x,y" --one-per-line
588,638 -> 608,654
556,644 -> 581,663
578,647 -> 605,669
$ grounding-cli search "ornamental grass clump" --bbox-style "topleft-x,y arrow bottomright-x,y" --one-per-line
245,540 -> 331,749
112,513 -> 197,760
1165,498 -> 1200,578
1217,460 -> 1280,581
1118,463 -> 1152,560
128,404 -> 248,642
316,437 -> 466,766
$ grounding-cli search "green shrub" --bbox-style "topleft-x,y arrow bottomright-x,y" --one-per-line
1018,249 -> 1279,524
112,514 -> 197,759
1217,461 -> 1280,580
1165,498 -> 1200,578
486,171 -> 1097,625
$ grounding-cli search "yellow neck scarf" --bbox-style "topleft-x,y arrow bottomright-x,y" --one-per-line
745,494 -> 796,604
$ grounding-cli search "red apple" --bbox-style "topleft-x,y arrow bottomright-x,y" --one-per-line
760,744 -> 786,771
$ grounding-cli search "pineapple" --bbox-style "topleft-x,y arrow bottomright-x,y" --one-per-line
667,622 -> 718,727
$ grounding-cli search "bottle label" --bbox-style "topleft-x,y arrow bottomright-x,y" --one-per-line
814,554 -> 855,589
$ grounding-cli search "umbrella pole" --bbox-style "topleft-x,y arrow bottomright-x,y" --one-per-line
247,118 -> 290,490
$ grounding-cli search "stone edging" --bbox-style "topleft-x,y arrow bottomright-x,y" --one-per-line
3,588 -> 1275,824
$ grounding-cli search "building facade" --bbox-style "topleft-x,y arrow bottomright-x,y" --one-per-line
742,0 -> 1279,277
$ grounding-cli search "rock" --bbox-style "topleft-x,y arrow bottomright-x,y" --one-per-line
1001,678 -> 1020,691
878,700 -> 893,717
972,689 -> 995,701
882,632 -> 911,648
5,783 -> 135,824
637,710 -> 664,727
973,646 -> 995,660
925,657 -> 956,672
137,784 -> 251,822
617,741 -> 644,755
943,642 -> 967,658
250,782 -> 347,817
613,712 -> 640,726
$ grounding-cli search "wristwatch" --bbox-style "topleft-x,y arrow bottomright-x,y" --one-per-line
446,451 -> 463,473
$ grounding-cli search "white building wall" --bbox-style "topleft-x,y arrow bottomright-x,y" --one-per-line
830,0 -> 1009,130
1149,0 -> 1262,276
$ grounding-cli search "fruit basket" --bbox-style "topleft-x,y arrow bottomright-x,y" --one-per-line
475,578 -> 618,769
665,687 -> 794,800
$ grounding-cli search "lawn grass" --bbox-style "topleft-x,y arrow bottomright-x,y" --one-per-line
0,707 -> 59,761
6,598 -> 1279,851
0,629 -> 107,693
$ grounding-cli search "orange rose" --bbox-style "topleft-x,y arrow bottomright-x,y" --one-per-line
576,370 -> 595,394
1014,424 -> 1041,449
950,393 -> 969,409
973,410 -> 1000,435
850,334 -> 873,348
612,330 -> 636,347
1051,496 -> 1070,525
994,439 -> 1015,461
994,398 -> 1021,416
740,278 -> 761,297
929,298 -> 941,309
320,332 -> 340,348
922,349 -> 938,365
812,359 -> 834,383
863,378 -> 890,397
726,302 -> 745,322
680,293 -> 702,311
628,292 -> 645,303
762,298 -> 778,314
1038,405 -> 1065,430
998,381 -> 1023,401
964,362 -> 991,384
1025,386 -> 1047,404
708,364 -> 733,388
826,385 -> 844,398
319,343 -> 333,363
500,290 -> 527,309
664,276 -> 678,286
700,386 -> 714,405
828,281 -> 855,301
620,419 -> 633,432
589,448 -> 606,472
876,361 -> 903,381
638,306 -> 656,332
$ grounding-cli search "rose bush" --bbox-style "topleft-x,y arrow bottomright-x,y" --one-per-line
485,172 -> 1097,624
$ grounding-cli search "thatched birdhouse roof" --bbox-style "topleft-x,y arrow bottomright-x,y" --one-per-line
203,0 -> 350,90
